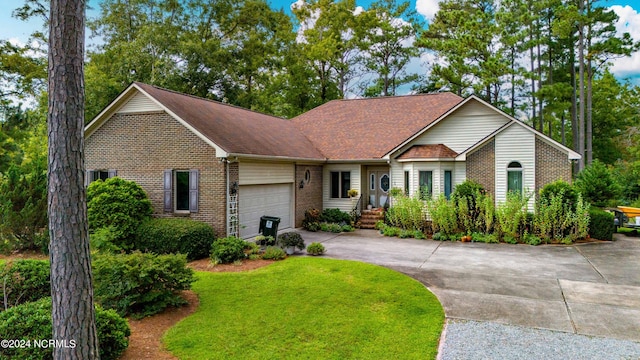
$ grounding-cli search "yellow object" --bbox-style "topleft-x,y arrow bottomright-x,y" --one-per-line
617,206 -> 640,218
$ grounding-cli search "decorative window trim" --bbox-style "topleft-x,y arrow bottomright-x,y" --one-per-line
164,169 -> 199,213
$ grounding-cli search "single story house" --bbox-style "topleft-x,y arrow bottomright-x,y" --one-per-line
85,82 -> 580,238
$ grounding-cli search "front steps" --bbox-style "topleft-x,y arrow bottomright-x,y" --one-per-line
359,209 -> 385,229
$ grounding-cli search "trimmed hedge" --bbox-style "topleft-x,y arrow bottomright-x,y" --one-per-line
135,218 -> 215,260
0,260 -> 50,310
93,252 -> 194,319
0,297 -> 130,360
87,177 -> 153,250
588,208 -> 615,241
320,208 -> 351,224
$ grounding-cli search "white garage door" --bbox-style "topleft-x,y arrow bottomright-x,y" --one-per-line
239,184 -> 292,238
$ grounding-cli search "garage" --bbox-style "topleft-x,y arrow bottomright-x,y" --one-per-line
239,183 -> 293,238
237,161 -> 295,238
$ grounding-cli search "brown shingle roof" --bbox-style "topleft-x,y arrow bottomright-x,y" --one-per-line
397,144 -> 458,160
134,82 -> 325,159
291,93 -> 464,160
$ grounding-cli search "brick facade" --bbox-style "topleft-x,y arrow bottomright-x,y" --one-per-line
294,165 -> 323,227
466,139 -> 495,196
85,112 -> 228,237
535,137 -> 572,194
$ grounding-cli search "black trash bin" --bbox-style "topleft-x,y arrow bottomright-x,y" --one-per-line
259,216 -> 281,238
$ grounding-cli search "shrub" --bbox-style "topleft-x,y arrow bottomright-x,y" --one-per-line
326,223 -> 343,233
320,208 -> 352,224
574,160 -> 620,207
386,194 -> 426,231
0,156 -> 48,252
341,224 -> 355,232
306,242 -> 326,255
426,195 -> 457,236
255,235 -> 276,247
211,236 -> 247,264
302,209 -> 321,231
90,226 -> 123,253
539,180 -> 580,210
382,226 -> 401,237
413,230 -> 426,239
93,252 -> 194,318
495,191 -> 530,239
0,259 -> 50,311
262,246 -> 286,260
0,297 -> 130,360
277,232 -> 306,250
135,218 -> 215,260
87,177 -> 153,250
588,208 -> 615,241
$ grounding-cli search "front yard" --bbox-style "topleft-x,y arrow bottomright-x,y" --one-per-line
164,257 -> 444,359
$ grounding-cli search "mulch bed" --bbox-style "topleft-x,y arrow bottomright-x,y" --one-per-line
119,258 -> 274,359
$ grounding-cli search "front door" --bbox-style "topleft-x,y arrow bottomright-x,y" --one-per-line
368,170 -> 390,208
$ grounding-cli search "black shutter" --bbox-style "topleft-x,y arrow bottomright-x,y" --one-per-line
85,170 -> 94,187
164,170 -> 173,212
189,169 -> 199,213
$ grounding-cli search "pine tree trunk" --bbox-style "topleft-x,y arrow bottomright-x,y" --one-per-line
48,0 -> 100,359
577,0 -> 586,172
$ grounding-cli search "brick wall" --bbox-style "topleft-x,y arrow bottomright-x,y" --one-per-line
295,165 -> 323,227
535,137 -> 572,193
85,112 -> 228,237
466,139 -> 495,196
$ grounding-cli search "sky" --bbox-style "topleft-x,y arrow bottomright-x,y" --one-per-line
1,0 -> 639,84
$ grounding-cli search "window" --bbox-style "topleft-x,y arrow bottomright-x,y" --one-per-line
164,169 -> 199,213
175,171 -> 190,211
419,171 -> 432,199
444,171 -> 452,199
86,169 -> 116,186
370,173 -> 376,191
404,171 -> 410,196
507,161 -> 523,195
330,171 -> 351,199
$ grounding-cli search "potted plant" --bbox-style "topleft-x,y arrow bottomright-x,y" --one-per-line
277,232 -> 305,255
347,189 -> 359,198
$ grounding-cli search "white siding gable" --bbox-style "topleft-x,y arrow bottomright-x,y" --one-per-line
408,100 -> 509,154
494,124 -> 535,210
118,92 -> 162,113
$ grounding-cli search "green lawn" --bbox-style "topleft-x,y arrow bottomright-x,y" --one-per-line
164,257 -> 444,359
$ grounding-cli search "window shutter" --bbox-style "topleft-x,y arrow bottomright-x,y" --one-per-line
85,170 -> 94,187
108,169 -> 117,178
164,170 -> 173,212
189,169 -> 199,213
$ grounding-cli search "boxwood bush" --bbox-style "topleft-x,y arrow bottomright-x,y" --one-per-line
0,297 -> 130,360
0,260 -> 50,310
588,208 -> 615,241
210,236 -> 247,264
93,252 -> 194,319
87,177 -> 153,250
135,218 -> 215,260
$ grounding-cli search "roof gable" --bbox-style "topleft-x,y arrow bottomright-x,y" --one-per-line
85,83 -> 325,160
291,93 -> 464,160
397,144 -> 458,161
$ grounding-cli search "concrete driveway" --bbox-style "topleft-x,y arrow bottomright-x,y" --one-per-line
298,229 -> 640,342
